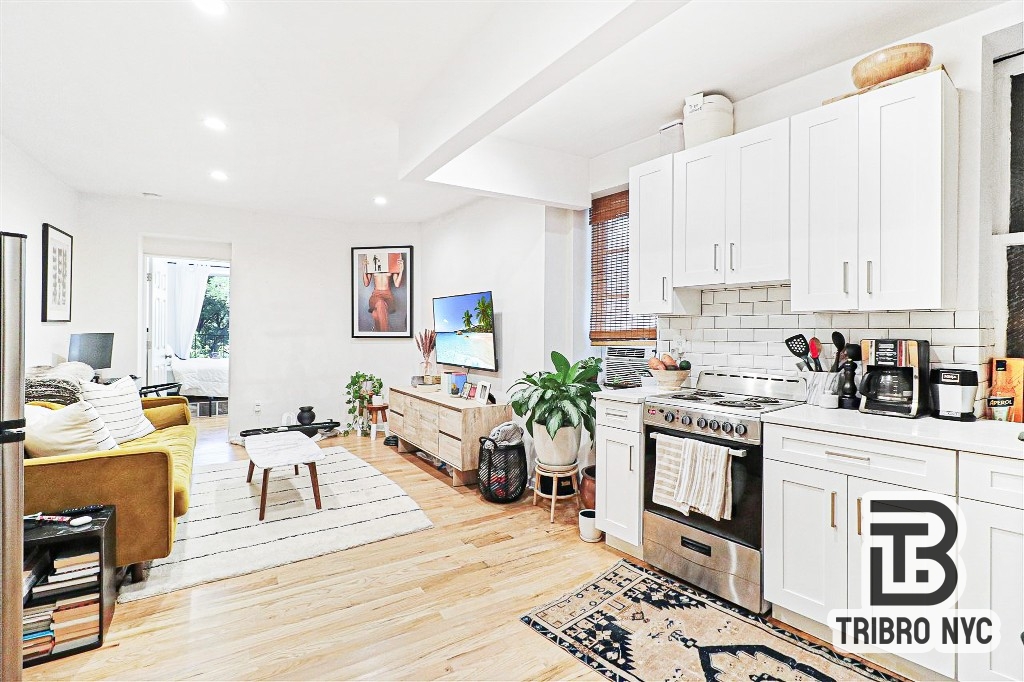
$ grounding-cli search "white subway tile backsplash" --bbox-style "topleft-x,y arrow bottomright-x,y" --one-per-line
714,290 -> 740,304
702,353 -> 727,367
740,288 -> 769,303
781,300 -> 792,314
832,313 -> 869,327
869,312 -> 910,327
671,317 -> 692,330
694,317 -> 715,329
768,286 -> 790,301
657,317 -> 671,329
753,328 -> 783,342
727,354 -> 754,367
932,328 -> 992,346
727,302 -> 754,316
930,345 -> 955,364
715,316 -> 742,328
953,346 -> 988,364
702,303 -> 727,316
910,311 -> 954,328
769,314 -> 800,328
703,328 -> 728,341
716,342 -> 741,355
753,300 -> 783,315
953,310 -> 983,328
741,315 -> 769,328
692,341 -> 717,353
740,341 -> 769,355
701,290 -> 715,304
727,328 -> 754,341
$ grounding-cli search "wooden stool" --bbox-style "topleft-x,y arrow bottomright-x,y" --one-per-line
533,462 -> 580,523
367,403 -> 389,439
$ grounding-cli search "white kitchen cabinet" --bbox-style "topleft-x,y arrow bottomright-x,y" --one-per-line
957,498 -> 1024,682
725,118 -> 790,283
594,424 -> 643,546
790,97 -> 860,311
764,459 -> 848,624
672,140 -> 726,287
673,119 -> 789,288
628,155 -> 675,314
858,69 -> 958,311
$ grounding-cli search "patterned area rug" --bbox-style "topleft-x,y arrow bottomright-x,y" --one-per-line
523,560 -> 899,682
119,446 -> 432,602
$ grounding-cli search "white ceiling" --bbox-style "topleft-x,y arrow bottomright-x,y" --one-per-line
495,0 -> 1002,158
0,1 -> 1003,222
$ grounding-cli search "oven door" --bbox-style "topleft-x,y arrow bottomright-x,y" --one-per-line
643,424 -> 762,551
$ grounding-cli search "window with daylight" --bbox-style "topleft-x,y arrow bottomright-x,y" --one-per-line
192,274 -> 230,358
589,190 -> 657,344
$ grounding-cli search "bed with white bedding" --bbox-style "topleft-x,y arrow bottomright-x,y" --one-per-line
170,357 -> 229,398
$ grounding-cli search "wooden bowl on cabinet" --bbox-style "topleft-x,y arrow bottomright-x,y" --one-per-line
851,43 -> 933,89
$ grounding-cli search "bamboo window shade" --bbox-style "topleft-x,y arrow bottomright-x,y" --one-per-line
590,190 -> 657,344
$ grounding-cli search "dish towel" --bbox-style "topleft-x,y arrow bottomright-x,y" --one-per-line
651,433 -> 742,521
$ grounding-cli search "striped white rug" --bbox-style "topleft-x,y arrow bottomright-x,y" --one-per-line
118,446 -> 433,602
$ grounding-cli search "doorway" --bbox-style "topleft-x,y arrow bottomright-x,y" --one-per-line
144,256 -> 231,420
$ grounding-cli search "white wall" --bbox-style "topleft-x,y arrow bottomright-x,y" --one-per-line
74,194 -> 422,436
0,136 -> 80,368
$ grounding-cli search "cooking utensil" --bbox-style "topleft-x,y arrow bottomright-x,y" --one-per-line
809,337 -> 824,372
785,334 -> 813,370
830,331 -> 846,372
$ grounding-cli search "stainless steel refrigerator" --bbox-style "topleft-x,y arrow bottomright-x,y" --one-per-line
1,231 -> 27,679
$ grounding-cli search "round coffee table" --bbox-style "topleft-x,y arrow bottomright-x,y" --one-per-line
244,431 -> 326,520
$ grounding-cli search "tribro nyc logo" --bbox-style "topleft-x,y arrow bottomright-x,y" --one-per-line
827,491 -> 1001,655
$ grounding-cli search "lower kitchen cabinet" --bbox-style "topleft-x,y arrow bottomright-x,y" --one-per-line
594,424 -> 643,546
763,459 -> 848,624
957,498 -> 1024,682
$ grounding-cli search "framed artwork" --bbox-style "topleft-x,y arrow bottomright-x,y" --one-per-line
461,382 -> 473,399
41,223 -> 73,322
475,380 -> 491,404
351,245 -> 412,338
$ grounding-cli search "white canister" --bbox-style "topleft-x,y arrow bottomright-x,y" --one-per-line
683,93 -> 734,148
578,509 -> 603,543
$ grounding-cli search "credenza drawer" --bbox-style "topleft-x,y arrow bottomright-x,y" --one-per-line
438,433 -> 462,468
414,402 -> 439,428
390,391 -> 407,415
438,407 -> 462,438
960,452 -> 1024,509
389,411 -> 405,437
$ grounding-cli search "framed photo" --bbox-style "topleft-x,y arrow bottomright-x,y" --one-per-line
351,245 -> 412,337
41,223 -> 73,322
460,382 -> 473,399
475,380 -> 491,404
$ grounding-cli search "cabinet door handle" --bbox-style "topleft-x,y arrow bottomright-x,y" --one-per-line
606,409 -> 628,419
729,242 -> 736,271
662,276 -> 668,302
843,261 -> 849,294
628,445 -> 634,472
825,449 -> 871,463
857,497 -> 862,535
830,491 -> 837,529
866,260 -> 873,295
713,244 -> 719,271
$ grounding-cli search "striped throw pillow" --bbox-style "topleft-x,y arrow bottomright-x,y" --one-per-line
79,377 -> 156,444
24,402 -> 118,457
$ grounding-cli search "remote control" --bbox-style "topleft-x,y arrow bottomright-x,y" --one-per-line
58,504 -> 104,516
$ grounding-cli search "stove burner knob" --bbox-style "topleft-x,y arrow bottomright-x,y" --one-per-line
664,412 -> 675,423
696,417 -> 708,429
734,423 -> 748,436
680,415 -> 692,426
708,420 -> 720,431
721,422 -> 733,434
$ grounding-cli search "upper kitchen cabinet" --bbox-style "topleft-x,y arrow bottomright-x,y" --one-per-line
791,69 -> 958,311
725,119 -> 790,283
629,155 -> 675,314
790,97 -> 860,311
858,69 -> 958,311
628,155 -> 701,315
673,119 -> 790,287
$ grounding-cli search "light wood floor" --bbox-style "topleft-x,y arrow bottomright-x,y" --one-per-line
192,414 -> 247,465
26,433 -> 620,680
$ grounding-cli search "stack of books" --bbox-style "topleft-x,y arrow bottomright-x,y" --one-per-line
32,549 -> 100,600
50,592 -> 100,654
22,603 -> 55,661
22,547 -> 49,602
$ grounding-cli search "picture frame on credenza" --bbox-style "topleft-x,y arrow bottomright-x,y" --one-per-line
460,382 -> 473,399
475,380 -> 491,404
41,223 -> 73,322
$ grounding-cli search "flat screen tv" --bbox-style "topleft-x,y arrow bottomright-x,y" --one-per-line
433,291 -> 497,371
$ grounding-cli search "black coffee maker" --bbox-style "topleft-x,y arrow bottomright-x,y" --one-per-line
859,339 -> 930,418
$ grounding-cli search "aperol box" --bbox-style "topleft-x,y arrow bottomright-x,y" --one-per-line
990,358 -> 1024,422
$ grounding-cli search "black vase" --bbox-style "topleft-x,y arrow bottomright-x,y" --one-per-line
297,406 -> 316,425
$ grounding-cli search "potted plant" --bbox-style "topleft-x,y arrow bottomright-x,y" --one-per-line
343,371 -> 383,436
509,352 -> 602,466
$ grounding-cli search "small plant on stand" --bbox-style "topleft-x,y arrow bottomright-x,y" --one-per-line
343,371 -> 383,436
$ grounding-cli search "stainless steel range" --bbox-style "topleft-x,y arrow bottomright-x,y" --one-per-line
641,371 -> 806,613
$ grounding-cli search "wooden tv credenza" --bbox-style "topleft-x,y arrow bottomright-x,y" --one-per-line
388,386 -> 512,487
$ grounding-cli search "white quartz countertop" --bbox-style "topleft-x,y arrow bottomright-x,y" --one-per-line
595,386 -> 669,404
763,404 -> 1024,460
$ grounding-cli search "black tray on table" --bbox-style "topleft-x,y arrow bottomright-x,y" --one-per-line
238,420 -> 340,439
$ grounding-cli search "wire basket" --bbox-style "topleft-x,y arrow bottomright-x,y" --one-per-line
478,437 -> 527,503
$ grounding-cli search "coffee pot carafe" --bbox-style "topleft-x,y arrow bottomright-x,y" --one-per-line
859,339 -> 930,418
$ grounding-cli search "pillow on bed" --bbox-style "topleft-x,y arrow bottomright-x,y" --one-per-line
24,402 -> 118,457
79,377 -> 156,444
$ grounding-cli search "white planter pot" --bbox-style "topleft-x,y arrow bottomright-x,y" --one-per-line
533,424 -> 581,467
578,509 -> 603,543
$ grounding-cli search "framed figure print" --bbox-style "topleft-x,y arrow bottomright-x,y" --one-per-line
41,223 -> 73,322
352,245 -> 412,338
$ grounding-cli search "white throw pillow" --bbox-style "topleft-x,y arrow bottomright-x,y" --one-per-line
79,377 -> 156,444
24,402 -> 118,458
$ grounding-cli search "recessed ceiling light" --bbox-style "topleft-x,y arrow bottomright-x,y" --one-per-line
210,170 -> 228,182
203,116 -> 226,131
374,196 -> 388,206
193,0 -> 228,16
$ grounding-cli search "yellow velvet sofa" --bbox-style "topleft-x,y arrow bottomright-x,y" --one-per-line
23,396 -> 197,570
